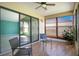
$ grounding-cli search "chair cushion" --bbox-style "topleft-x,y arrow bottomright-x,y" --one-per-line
40,34 -> 47,40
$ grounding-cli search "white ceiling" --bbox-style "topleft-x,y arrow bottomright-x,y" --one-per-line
17,2 -> 75,16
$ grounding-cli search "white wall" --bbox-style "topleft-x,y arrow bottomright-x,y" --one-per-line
39,19 -> 45,34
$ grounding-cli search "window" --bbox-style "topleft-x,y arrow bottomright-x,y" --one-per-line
58,16 -> 73,38
46,16 -> 73,38
46,18 -> 56,38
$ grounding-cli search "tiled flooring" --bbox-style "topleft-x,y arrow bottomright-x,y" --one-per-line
32,39 -> 77,56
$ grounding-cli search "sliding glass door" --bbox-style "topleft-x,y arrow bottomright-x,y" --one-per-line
20,15 -> 31,45
20,16 -> 39,43
31,17 -> 39,42
0,7 -> 39,55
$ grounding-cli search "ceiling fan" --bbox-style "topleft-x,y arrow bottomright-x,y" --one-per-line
35,2 -> 55,10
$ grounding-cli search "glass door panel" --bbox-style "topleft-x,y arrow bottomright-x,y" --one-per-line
31,18 -> 39,42
20,15 -> 30,45
0,8 -> 19,53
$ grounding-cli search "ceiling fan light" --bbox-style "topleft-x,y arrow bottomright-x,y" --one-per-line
42,4 -> 47,8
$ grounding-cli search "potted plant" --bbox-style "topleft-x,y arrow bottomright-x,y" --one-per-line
62,27 -> 75,44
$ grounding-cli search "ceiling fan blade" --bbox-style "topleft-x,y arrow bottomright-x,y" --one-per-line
46,4 -> 55,6
36,2 -> 46,4
35,5 -> 42,9
35,2 -> 41,4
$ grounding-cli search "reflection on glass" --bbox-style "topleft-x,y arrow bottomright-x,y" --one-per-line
58,16 -> 73,38
46,18 -> 56,38
20,15 -> 30,45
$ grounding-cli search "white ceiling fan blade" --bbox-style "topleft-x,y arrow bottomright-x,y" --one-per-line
35,5 -> 42,9
46,4 -> 55,6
